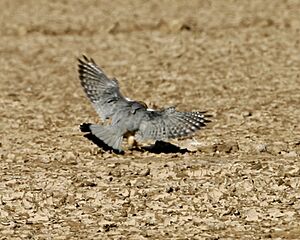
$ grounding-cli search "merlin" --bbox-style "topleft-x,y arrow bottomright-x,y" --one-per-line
78,56 -> 210,152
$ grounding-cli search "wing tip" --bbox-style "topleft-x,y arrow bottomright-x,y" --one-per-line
77,55 -> 96,65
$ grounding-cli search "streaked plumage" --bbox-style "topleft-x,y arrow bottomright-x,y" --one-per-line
78,55 -> 210,152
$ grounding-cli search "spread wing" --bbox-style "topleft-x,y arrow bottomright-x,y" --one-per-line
136,107 -> 211,141
78,55 -> 129,120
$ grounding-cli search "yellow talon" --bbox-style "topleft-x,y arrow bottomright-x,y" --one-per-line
127,135 -> 137,149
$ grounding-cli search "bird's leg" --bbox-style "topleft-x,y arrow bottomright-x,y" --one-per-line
124,131 -> 138,150
127,135 -> 137,149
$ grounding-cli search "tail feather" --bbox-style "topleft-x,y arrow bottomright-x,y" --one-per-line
82,124 -> 123,152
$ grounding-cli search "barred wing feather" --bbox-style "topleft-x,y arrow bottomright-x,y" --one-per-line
78,56 -> 128,120
136,107 -> 211,141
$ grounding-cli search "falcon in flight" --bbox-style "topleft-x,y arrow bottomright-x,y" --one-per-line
78,56 -> 210,152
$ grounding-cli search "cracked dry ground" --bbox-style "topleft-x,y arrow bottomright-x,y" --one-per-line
0,0 -> 300,239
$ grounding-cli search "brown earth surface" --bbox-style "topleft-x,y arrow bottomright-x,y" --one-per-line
1,0 -> 300,239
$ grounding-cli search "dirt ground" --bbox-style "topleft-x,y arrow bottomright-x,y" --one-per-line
1,0 -> 300,239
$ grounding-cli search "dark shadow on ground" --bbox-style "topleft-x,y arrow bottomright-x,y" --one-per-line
141,141 -> 189,154
83,133 -> 189,154
81,123 -> 190,154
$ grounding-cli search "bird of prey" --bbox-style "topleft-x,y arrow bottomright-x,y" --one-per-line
78,55 -> 210,152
